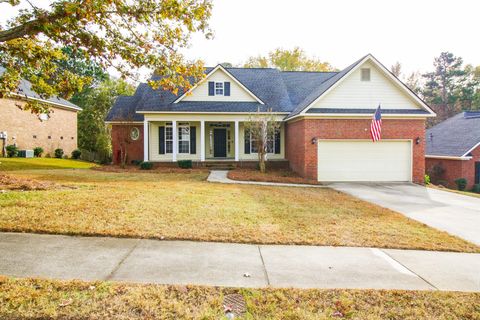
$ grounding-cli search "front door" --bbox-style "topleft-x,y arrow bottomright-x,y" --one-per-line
213,128 -> 227,158
475,162 -> 480,184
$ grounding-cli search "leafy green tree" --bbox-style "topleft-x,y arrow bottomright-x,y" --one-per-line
0,0 -> 212,114
422,52 -> 478,120
244,47 -> 334,71
77,78 -> 135,161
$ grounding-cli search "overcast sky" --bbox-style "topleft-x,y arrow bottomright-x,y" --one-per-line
2,0 -> 479,79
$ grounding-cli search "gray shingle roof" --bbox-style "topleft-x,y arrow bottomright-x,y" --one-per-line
106,54 -> 431,122
0,67 -> 80,110
426,112 -> 480,157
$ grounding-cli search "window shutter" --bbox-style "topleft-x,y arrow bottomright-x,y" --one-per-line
244,128 -> 250,154
208,81 -> 215,96
190,126 -> 196,154
159,126 -> 165,154
274,129 -> 281,154
224,82 -> 231,96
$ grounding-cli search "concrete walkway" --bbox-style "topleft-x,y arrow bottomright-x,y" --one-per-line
329,183 -> 480,246
207,170 -> 325,188
1,232 -> 479,292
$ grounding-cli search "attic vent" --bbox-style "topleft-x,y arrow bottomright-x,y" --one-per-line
361,68 -> 371,81
464,111 -> 480,119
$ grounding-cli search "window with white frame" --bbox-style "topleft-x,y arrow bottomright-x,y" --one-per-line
250,131 -> 276,154
178,122 -> 190,154
215,82 -> 224,95
165,122 -> 173,154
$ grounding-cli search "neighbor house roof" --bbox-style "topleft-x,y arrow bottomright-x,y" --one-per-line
0,67 -> 80,111
426,111 -> 480,158
105,54 -> 433,122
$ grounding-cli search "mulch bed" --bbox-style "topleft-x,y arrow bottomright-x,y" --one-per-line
0,174 -> 66,192
227,169 -> 322,185
93,165 -> 209,174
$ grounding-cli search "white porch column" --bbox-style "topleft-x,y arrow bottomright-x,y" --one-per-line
172,120 -> 177,162
200,120 -> 205,161
143,119 -> 149,162
234,120 -> 239,161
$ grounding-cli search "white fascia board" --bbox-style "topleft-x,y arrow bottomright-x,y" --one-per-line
136,111 -> 288,115
105,121 -> 144,124
299,54 -> 436,117
10,92 -> 81,111
173,64 -> 265,104
286,112 -> 434,122
426,155 -> 472,161
461,142 -> 480,158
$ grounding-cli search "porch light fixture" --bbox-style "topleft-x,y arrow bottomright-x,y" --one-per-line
311,137 -> 317,145
415,137 -> 421,145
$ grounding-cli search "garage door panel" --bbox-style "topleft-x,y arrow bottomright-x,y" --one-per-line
317,140 -> 411,182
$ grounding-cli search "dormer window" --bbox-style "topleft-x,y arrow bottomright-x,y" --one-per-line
361,68 -> 371,81
215,82 -> 224,95
208,81 -> 231,96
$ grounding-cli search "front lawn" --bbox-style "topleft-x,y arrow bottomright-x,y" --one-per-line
428,185 -> 480,199
0,165 -> 478,252
0,157 -> 96,171
1,277 -> 479,319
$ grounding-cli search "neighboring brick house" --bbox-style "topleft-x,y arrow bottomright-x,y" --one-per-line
106,54 -> 435,183
0,67 -> 80,156
426,112 -> 480,189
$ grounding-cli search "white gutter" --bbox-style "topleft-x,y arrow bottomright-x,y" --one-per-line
136,111 -> 289,115
425,155 -> 472,161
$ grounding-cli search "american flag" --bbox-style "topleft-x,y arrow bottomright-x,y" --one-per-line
370,105 -> 382,142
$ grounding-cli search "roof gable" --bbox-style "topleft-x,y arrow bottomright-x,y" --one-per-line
287,54 -> 435,119
174,65 -> 264,104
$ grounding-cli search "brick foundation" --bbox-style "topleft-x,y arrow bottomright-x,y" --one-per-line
425,146 -> 480,189
285,118 -> 426,183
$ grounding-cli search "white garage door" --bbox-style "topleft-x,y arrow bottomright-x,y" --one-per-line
317,140 -> 412,182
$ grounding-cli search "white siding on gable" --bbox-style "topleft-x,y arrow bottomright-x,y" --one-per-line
311,61 -> 422,110
182,69 -> 257,102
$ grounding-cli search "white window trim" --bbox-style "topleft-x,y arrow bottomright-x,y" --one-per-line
178,122 -> 190,154
215,82 -> 224,96
165,122 -> 173,154
249,130 -> 277,154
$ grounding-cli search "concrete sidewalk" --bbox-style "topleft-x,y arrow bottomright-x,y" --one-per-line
1,232 -> 479,292
207,170 -> 325,188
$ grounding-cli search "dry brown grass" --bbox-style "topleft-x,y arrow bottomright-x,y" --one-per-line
228,168 -> 321,185
0,168 -> 478,253
428,185 -> 480,199
0,277 -> 479,319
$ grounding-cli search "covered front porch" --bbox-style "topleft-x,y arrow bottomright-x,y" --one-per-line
142,114 -> 285,163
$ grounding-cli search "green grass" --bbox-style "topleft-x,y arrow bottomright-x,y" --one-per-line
0,157 -> 96,171
0,277 -> 479,319
1,166 -> 478,252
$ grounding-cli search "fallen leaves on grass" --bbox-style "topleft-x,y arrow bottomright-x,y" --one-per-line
0,174 -> 68,192
228,168 -> 322,185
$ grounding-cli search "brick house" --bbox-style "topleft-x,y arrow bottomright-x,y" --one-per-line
426,112 -> 480,189
106,54 -> 435,183
0,67 -> 80,156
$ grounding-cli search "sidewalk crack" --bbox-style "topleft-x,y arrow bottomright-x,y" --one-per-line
381,249 -> 439,290
105,239 -> 141,281
257,245 -> 270,286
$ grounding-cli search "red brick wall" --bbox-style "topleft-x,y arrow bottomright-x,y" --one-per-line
285,118 -> 426,183
111,124 -> 144,164
426,145 -> 480,189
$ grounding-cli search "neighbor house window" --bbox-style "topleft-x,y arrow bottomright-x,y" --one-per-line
215,82 -> 224,95
178,122 -> 190,154
165,122 -> 173,153
361,68 -> 371,81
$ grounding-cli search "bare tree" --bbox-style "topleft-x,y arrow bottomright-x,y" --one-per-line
390,62 -> 402,77
111,109 -> 138,168
244,108 -> 281,173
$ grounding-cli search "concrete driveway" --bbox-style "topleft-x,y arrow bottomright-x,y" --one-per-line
329,183 -> 480,246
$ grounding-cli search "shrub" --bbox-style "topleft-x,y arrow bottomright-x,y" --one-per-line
140,161 -> 153,170
6,145 -> 18,157
33,147 -> 44,157
71,149 -> 82,159
424,174 -> 430,185
454,178 -> 468,191
54,148 -> 64,159
131,159 -> 142,166
472,184 -> 480,194
178,160 -> 192,169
